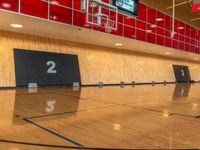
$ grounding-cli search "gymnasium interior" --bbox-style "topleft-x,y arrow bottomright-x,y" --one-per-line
0,0 -> 200,149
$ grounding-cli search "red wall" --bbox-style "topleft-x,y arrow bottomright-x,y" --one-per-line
0,0 -> 199,54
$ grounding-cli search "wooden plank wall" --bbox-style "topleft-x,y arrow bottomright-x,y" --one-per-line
0,30 -> 200,87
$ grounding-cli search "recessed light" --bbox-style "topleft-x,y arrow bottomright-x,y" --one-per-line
150,24 -> 157,28
2,2 -> 11,8
10,24 -> 23,28
164,52 -> 170,55
115,43 -> 123,46
193,58 -> 199,60
177,26 -> 184,30
156,18 -> 163,21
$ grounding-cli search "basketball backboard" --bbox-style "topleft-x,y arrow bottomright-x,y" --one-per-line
82,0 -> 118,33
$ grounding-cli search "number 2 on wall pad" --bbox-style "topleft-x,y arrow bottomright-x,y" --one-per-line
46,61 -> 57,74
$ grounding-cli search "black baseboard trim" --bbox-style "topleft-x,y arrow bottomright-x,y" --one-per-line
0,86 -> 17,89
82,81 -> 176,87
1,81 -> 200,89
0,85 -> 76,89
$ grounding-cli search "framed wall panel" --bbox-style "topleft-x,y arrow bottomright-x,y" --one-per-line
14,49 -> 81,87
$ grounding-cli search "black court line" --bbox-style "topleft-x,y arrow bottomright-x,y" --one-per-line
141,108 -> 199,119
140,108 -> 174,116
52,91 -> 138,106
25,104 -> 120,120
52,91 -> 121,105
0,139 -> 180,150
122,96 -> 173,106
172,113 -> 199,118
51,91 -> 85,99
23,119 -> 84,147
29,90 -> 122,106
16,88 -> 79,97
126,105 -> 199,119
129,106 -> 174,116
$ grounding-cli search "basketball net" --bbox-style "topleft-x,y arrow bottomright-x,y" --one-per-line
104,21 -> 116,33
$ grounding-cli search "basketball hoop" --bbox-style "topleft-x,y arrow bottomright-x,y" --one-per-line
83,0 -> 118,32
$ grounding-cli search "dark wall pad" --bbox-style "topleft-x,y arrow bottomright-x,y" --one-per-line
14,49 -> 81,87
173,65 -> 191,83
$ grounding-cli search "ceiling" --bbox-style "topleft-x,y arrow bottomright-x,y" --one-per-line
0,11 -> 200,63
141,0 -> 200,29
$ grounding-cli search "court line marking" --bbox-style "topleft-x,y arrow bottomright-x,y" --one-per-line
125,105 -> 174,115
0,139 -> 153,150
52,91 -> 119,105
141,108 -> 198,118
16,86 -> 200,120
126,105 -> 198,119
50,91 -> 200,119
51,91 -> 85,99
16,90 -> 120,106
52,91 -> 134,105
23,118 -> 84,147
24,104 -> 120,120
22,101 -> 199,120
172,113 -> 198,118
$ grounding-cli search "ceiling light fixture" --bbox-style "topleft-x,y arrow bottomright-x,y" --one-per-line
115,43 -> 123,46
164,52 -> 171,55
10,24 -> 23,28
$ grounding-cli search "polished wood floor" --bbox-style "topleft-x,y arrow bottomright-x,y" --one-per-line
1,83 -> 200,149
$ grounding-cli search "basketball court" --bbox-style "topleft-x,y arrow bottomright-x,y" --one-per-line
0,0 -> 200,149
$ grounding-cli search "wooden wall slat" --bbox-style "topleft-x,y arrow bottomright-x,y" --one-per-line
0,30 -> 200,87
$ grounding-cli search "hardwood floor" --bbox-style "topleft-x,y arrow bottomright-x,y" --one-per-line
1,83 -> 200,149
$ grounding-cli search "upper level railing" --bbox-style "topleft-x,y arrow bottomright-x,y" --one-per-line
0,0 -> 199,54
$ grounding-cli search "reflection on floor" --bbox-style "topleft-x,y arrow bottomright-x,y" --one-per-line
1,83 -> 200,149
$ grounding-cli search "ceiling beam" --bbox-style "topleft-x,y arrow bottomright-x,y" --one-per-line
190,17 -> 200,21
166,0 -> 192,9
